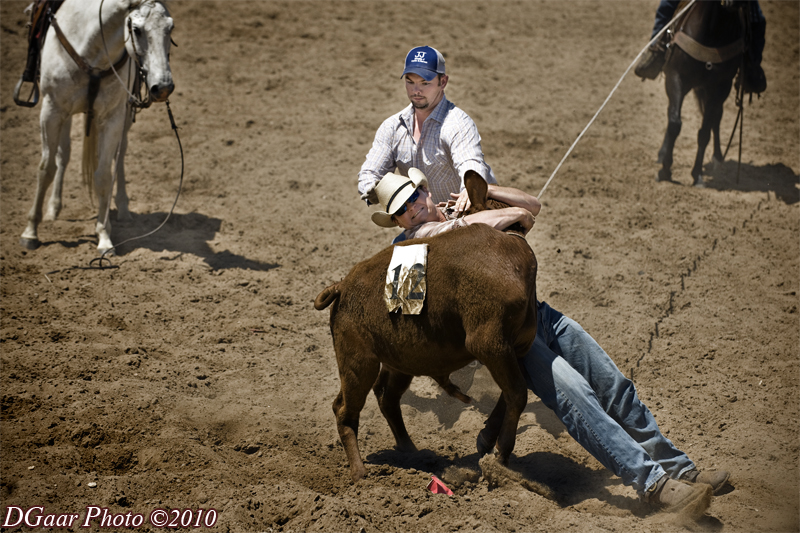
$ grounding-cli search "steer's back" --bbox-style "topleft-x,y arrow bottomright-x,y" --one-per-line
325,224 -> 537,377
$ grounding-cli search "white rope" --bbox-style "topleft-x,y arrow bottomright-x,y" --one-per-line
537,0 -> 697,199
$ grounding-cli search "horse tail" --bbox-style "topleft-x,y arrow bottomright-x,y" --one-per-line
314,283 -> 341,310
81,117 -> 98,203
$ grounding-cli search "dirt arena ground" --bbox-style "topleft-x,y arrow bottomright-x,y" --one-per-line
1,1 -> 798,531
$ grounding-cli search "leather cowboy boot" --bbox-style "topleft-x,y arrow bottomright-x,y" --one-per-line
681,468 -> 731,495
635,40 -> 667,80
644,476 -> 713,520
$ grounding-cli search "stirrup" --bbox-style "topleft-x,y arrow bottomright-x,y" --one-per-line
635,46 -> 666,80
13,76 -> 39,107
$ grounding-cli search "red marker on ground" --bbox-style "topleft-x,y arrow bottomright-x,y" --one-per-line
427,475 -> 454,495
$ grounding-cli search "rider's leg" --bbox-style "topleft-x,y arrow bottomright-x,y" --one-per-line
652,0 -> 681,39
742,2 -> 766,94
635,0 -> 681,80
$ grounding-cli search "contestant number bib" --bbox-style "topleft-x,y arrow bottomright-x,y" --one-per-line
384,244 -> 427,315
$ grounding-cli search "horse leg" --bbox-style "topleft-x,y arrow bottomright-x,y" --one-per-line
21,101 -> 67,249
44,115 -> 72,221
657,71 -> 689,182
691,87 -> 714,188
114,108 -> 133,221
710,78 -> 734,171
333,345 -> 380,482
372,367 -> 417,452
90,112 -> 126,255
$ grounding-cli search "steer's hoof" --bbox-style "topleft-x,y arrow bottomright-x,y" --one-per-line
19,237 -> 41,250
476,430 -> 495,456
693,177 -> 706,188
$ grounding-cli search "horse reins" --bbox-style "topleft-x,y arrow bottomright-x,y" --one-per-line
722,3 -> 752,185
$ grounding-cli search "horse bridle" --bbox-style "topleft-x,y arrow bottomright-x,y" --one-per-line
117,4 -> 178,111
125,16 -> 153,110
97,0 -> 154,112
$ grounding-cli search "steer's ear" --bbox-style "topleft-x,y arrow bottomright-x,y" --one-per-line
464,170 -> 488,212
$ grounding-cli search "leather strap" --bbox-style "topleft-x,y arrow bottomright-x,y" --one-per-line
673,31 -> 744,64
51,15 -> 129,77
50,15 -> 129,135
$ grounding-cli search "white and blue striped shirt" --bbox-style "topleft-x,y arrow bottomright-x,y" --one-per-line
358,96 -> 497,205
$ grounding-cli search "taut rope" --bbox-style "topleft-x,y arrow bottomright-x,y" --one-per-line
537,0 -> 698,199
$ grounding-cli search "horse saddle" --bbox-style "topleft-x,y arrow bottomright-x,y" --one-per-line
669,1 -> 745,65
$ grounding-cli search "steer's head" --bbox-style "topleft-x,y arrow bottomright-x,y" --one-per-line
462,170 -> 527,235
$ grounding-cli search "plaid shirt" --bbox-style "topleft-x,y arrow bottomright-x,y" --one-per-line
358,96 -> 497,205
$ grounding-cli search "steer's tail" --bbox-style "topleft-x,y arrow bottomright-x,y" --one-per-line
314,283 -> 341,310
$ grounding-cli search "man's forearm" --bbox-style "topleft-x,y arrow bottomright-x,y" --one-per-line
487,185 -> 541,216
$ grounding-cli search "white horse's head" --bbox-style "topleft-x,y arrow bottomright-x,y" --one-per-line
125,0 -> 174,103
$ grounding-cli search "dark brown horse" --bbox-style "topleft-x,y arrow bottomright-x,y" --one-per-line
657,0 -> 747,187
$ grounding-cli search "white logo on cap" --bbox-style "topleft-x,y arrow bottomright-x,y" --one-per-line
412,51 -> 427,63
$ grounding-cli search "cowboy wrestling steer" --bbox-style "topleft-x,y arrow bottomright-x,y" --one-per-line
314,174 -> 537,482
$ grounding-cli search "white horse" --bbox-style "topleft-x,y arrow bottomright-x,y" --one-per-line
20,0 -> 174,255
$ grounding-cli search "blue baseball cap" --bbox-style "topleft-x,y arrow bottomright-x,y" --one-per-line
401,46 -> 446,81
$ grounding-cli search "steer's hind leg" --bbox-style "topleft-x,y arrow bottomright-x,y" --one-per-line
373,367 -> 417,452
469,333 -> 527,466
333,349 -> 380,482
477,394 -> 505,456
432,374 -> 472,404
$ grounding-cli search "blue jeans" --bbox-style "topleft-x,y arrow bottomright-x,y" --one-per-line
519,301 -> 695,494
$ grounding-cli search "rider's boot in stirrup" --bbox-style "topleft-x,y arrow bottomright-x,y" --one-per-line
635,40 -> 667,80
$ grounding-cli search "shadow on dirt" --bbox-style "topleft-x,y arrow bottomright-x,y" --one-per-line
401,365 -> 568,437
109,211 -> 280,271
704,161 -> 799,204
366,446 -> 651,513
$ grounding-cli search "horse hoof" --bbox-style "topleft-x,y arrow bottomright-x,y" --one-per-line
19,237 -> 41,250
693,179 -> 706,188
656,169 -> 671,183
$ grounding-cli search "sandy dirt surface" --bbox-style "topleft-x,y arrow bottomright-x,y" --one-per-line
1,1 -> 799,531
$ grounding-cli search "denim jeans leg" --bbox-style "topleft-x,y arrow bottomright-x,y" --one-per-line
537,301 -> 696,481
519,337 -> 664,493
392,231 -> 407,244
652,0 -> 682,38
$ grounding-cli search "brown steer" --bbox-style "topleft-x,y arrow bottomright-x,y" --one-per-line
315,173 -> 537,482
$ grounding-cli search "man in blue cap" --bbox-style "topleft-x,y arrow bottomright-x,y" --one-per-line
358,47 -> 733,515
358,45 -> 498,242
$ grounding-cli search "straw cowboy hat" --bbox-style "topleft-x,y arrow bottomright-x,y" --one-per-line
371,168 -> 428,228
